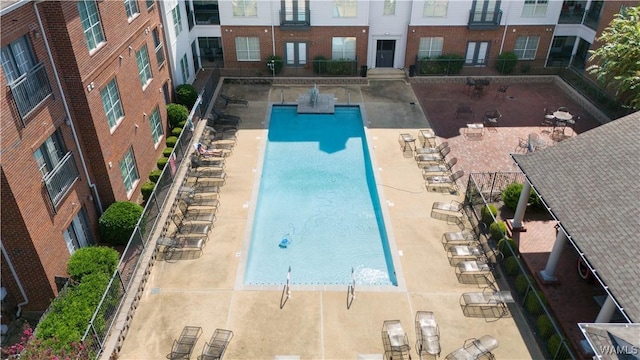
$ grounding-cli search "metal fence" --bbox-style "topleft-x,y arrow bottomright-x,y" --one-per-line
465,172 -> 576,360
201,58 -> 361,78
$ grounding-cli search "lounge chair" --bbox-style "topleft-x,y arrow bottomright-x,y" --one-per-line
169,326 -> 203,359
425,170 -> 464,193
430,201 -> 465,225
175,198 -> 216,224
460,289 -> 514,319
415,311 -> 441,359
171,213 -> 211,241
447,243 -> 492,266
415,147 -> 451,168
445,335 -> 499,360
381,320 -> 411,360
418,129 -> 437,148
455,251 -> 503,285
423,157 -> 457,176
211,107 -> 241,123
219,93 -> 248,106
198,329 -> 234,360
399,133 -> 416,152
442,231 -> 477,250
415,142 -> 449,155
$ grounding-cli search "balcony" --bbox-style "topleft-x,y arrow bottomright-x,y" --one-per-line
155,43 -> 165,67
468,9 -> 502,30
8,62 -> 53,125
279,8 -> 310,30
43,151 -> 80,210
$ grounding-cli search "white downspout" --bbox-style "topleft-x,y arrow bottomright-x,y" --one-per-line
270,0 -> 276,55
499,0 -> 511,54
1,241 -> 28,318
34,0 -> 103,213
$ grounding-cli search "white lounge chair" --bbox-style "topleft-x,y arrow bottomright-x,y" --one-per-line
381,320 -> 411,360
425,170 -> 464,193
445,335 -> 499,360
415,311 -> 441,359
460,289 -> 514,319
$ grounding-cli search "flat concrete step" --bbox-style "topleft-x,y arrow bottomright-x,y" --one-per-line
366,68 -> 406,80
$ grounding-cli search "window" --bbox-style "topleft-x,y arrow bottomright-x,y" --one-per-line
148,106 -> 163,144
119,147 -> 139,193
514,36 -> 539,59
77,0 -> 105,51
232,0 -> 257,16
124,0 -> 139,19
522,0 -> 548,16
146,0 -> 154,9
383,0 -> 396,15
171,5 -> 183,35
331,37 -> 356,60
423,0 -> 448,17
33,129 -> 66,177
194,0 -> 219,24
152,28 -> 165,67
418,37 -> 444,58
186,1 -> 195,30
282,0 -> 307,23
162,81 -> 170,105
1,35 -> 35,83
235,37 -> 260,61
101,79 -> 125,129
180,54 -> 189,83
333,0 -> 356,17
63,208 -> 93,254
135,45 -> 152,87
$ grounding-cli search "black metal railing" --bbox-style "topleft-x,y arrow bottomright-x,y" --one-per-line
468,9 -> 502,30
279,8 -> 311,28
155,42 -> 165,68
8,62 -> 53,123
43,151 -> 80,210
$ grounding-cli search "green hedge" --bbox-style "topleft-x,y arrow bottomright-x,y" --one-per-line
66,247 -> 119,283
141,181 -> 155,202
502,182 -> 545,211
149,169 -> 162,183
536,314 -> 555,339
166,104 -> 189,129
419,54 -> 465,75
166,136 -> 178,148
171,127 -> 183,137
175,84 -> 198,110
162,147 -> 174,158
547,334 -> 571,359
157,157 -> 168,170
503,256 -> 519,276
496,52 -> 518,74
489,221 -> 507,241
481,204 -> 498,225
98,202 -> 143,246
515,274 -> 533,295
498,237 -> 517,257
525,290 -> 547,315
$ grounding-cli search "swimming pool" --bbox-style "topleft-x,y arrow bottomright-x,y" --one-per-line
243,105 -> 397,286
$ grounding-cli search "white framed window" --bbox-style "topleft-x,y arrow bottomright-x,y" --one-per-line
383,0 -> 396,15
77,0 -> 105,51
418,37 -> 444,58
522,0 -> 548,16
119,147 -> 139,193
423,0 -> 448,17
33,129 -> 66,177
149,106 -> 163,144
1,35 -> 35,83
232,0 -> 257,16
135,45 -> 152,88
63,208 -> 93,254
124,0 -> 139,19
171,5 -> 183,35
514,36 -> 539,59
331,37 -> 356,60
152,28 -> 165,67
101,78 -> 124,129
333,0 -> 356,17
235,37 -> 260,61
180,54 -> 189,83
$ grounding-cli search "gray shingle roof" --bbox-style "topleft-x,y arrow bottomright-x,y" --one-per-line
513,111 -> 640,323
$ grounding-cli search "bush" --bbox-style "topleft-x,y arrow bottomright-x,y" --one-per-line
489,221 -> 507,240
149,169 -> 162,183
98,202 -> 143,246
502,182 -> 544,211
503,256 -> 519,275
166,103 -> 188,129
419,54 -> 465,75
66,247 -> 119,282
141,181 -> 156,202
515,274 -> 533,295
178,119 -> 187,128
498,237 -> 517,257
157,157 -> 168,170
166,136 -> 178,148
326,59 -> 355,75
163,147 -> 174,158
536,314 -> 554,339
171,127 -> 183,137
546,334 -> 570,359
481,204 -> 498,225
266,55 -> 284,75
525,290 -> 547,315
496,52 -> 518,74
313,55 -> 327,73
175,84 -> 198,109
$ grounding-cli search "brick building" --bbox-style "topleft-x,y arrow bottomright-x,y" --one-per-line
0,0 -> 170,330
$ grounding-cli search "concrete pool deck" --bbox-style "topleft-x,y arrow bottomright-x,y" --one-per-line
117,80 -> 541,359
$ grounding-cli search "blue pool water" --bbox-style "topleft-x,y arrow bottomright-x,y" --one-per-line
244,106 -> 397,286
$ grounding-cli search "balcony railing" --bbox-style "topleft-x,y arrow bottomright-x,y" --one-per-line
8,62 -> 53,125
279,8 -> 311,29
155,43 -> 165,67
468,9 -> 502,30
43,151 -> 80,210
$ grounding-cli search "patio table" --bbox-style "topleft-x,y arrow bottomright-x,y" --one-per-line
456,104 -> 474,119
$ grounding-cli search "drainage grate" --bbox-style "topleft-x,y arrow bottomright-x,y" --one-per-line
507,96 -> 516,100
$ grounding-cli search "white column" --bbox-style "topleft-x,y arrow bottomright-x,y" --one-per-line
512,182 -> 530,229
539,230 -> 567,282
595,295 -> 617,323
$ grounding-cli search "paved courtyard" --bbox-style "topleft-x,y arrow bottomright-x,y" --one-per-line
116,76 -> 604,359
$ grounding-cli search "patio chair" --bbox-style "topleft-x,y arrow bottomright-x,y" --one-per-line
171,212 -> 211,241
381,320 -> 411,360
442,231 -> 477,251
483,110 -> 501,131
176,198 -> 216,224
399,133 -> 417,152
198,329 -> 234,360
415,147 -> 451,167
541,108 -> 555,132
459,289 -> 514,319
514,138 -> 530,153
206,116 -> 239,131
495,84 -> 509,100
220,93 -> 249,106
423,157 -> 458,176
430,201 -> 464,225
424,170 -> 464,193
169,326 -> 203,360
444,335 -> 499,360
211,107 -> 241,123
194,143 -> 230,159
447,244 -> 487,266
204,126 -> 238,143
415,311 -> 441,360
418,129 -> 437,148
181,192 -> 221,209
464,77 -> 476,94
415,142 -> 449,156
455,251 -> 503,285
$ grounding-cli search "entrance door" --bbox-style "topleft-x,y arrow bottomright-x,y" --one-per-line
465,41 -> 490,66
285,42 -> 307,67
376,40 -> 395,68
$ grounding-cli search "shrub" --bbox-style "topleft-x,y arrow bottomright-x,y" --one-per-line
163,147 -> 174,158
171,127 -> 183,137
326,59 -> 355,75
525,290 -> 547,315
313,55 -> 328,73
98,202 -> 143,246
166,103 -> 188,129
166,136 -> 178,148
503,256 -> 519,275
536,314 -> 554,339
419,54 -> 464,75
178,119 -> 187,128
546,334 -> 570,359
175,84 -> 198,109
149,169 -> 162,183
489,221 -> 507,240
66,247 -> 119,282
157,157 -> 168,170
141,181 -> 156,202
481,204 -> 498,225
502,182 -> 544,211
515,274 -> 533,295
266,55 -> 284,75
496,52 -> 518,74
498,237 -> 517,257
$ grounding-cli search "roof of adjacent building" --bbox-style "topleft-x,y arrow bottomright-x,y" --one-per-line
513,111 -> 640,323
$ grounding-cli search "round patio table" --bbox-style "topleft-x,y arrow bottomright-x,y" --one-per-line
553,111 -> 573,121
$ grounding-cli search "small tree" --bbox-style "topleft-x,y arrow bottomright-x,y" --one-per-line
496,52 -> 518,74
98,202 -> 143,245
175,84 -> 198,109
166,103 -> 189,129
